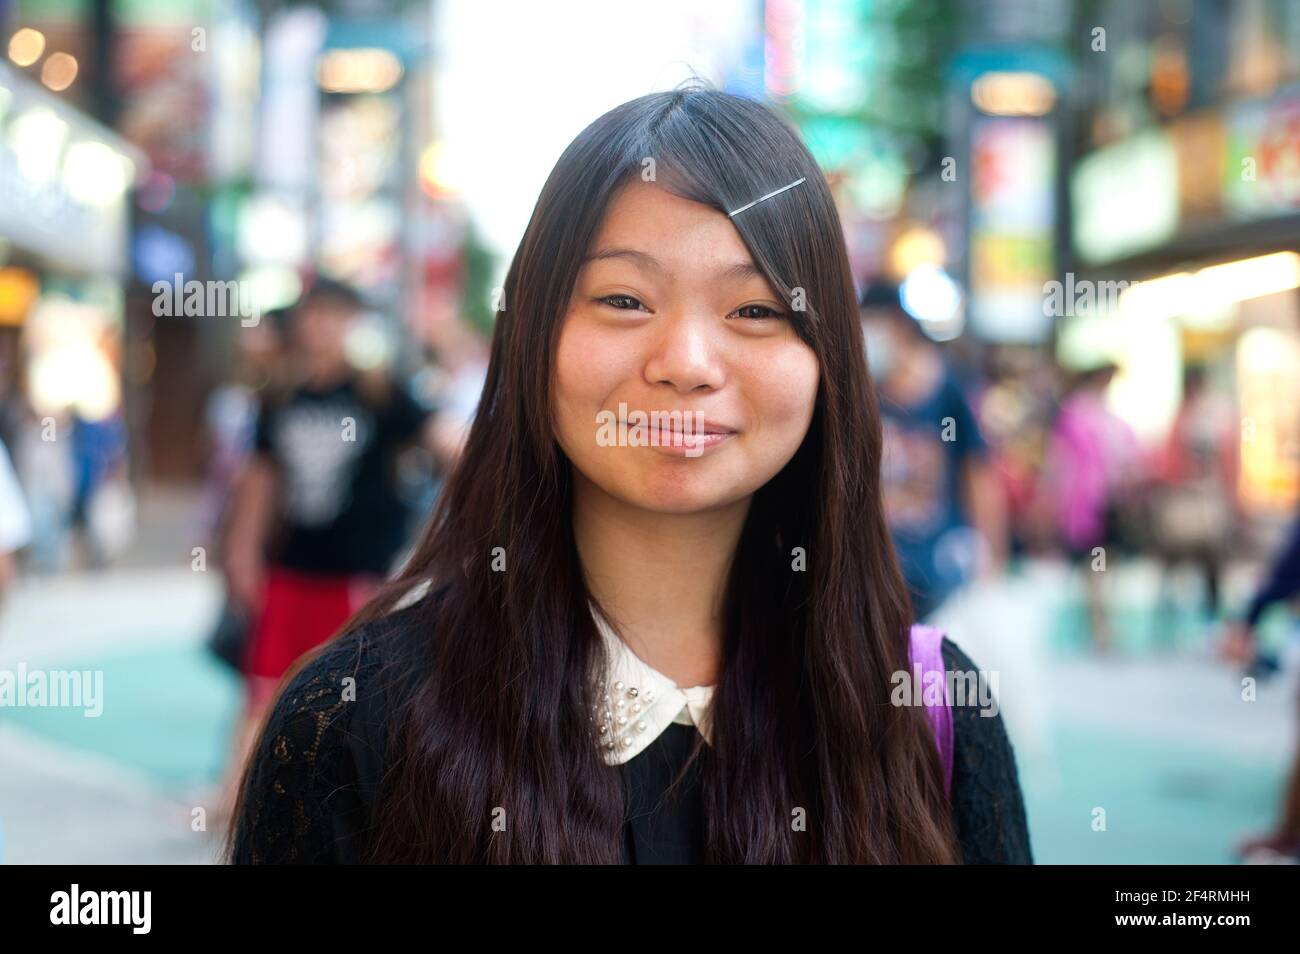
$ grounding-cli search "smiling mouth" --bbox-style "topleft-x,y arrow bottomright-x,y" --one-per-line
617,419 -> 737,440
594,404 -> 739,457
619,419 -> 735,459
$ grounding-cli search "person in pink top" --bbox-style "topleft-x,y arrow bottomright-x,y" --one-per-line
1045,362 -> 1141,650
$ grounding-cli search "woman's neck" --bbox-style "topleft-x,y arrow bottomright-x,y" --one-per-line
572,474 -> 750,688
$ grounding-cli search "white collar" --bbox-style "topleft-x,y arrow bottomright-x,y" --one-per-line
589,602 -> 715,765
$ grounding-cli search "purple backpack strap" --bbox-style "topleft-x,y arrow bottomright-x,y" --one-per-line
907,623 -> 953,797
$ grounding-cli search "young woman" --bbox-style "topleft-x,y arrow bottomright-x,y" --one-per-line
228,85 -> 1032,864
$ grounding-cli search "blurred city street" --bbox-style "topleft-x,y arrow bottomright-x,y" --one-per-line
0,489 -> 234,863
0,489 -> 1291,864
2,0 -> 1300,867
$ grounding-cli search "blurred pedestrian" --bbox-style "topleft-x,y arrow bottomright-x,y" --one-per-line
201,308 -> 288,674
0,436 -> 32,608
199,308 -> 288,543
68,407 -> 130,569
1220,514 -> 1300,860
5,405 -> 72,573
426,318 -> 488,476
1042,362 -> 1141,651
1151,364 -> 1239,638
860,282 -> 1008,622
218,278 -> 433,818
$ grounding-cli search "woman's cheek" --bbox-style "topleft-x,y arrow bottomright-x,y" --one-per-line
752,347 -> 819,442
554,322 -> 622,454
552,327 -> 589,459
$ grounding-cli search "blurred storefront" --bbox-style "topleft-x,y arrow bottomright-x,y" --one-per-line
1056,0 -> 1300,528
115,0 -> 252,481
239,4 -> 447,367
0,57 -> 142,450
1065,87 -> 1300,523
765,0 -> 961,295
5,0 -> 258,482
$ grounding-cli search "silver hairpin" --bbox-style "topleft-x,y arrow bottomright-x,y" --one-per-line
727,177 -> 807,217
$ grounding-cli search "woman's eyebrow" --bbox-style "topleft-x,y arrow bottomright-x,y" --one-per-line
582,247 -> 666,274
582,247 -> 763,281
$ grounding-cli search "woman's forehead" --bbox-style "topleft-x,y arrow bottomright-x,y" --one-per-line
584,181 -> 758,278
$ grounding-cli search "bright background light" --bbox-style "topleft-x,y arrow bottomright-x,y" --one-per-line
431,0 -> 758,275
1119,252 -> 1300,319
971,71 -> 1057,116
7,27 -> 45,67
62,141 -> 132,206
8,106 -> 69,185
900,264 -> 965,340
317,47 -> 403,94
40,51 -> 77,91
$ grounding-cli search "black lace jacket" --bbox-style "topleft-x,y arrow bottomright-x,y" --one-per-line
230,602 -> 1034,864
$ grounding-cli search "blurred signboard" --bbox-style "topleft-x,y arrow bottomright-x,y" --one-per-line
1073,86 -> 1300,264
1071,128 -> 1178,266
968,116 -> 1055,342
0,62 -> 143,278
1224,87 -> 1300,220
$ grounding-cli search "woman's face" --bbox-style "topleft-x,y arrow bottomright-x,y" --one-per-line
553,179 -> 820,515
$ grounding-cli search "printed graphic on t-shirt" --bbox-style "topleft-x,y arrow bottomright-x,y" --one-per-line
880,419 -> 949,536
270,401 -> 373,526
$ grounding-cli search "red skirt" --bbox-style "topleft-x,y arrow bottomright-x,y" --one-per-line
243,566 -> 379,684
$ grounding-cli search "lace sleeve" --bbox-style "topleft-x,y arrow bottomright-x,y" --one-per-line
941,637 -> 1034,864
230,628 -> 386,864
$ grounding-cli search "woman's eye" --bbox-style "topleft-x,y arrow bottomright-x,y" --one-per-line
597,294 -> 645,311
732,304 -> 787,321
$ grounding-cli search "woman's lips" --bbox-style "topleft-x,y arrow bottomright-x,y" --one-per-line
615,416 -> 738,457
651,430 -> 736,456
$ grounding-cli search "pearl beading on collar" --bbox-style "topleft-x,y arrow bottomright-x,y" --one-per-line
590,680 -> 657,753
587,600 -> 715,764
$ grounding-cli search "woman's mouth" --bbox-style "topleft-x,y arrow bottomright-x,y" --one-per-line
606,411 -> 738,457
651,427 -> 736,456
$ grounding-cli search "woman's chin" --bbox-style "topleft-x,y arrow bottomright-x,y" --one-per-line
612,468 -> 753,516
570,449 -> 763,516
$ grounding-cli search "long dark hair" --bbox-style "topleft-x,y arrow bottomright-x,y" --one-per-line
241,83 -> 959,863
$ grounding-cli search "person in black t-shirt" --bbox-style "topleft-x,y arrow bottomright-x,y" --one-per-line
248,367 -> 429,580
218,279 -> 432,818
860,284 -> 1009,622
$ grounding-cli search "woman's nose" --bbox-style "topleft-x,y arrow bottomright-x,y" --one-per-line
642,312 -> 726,394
